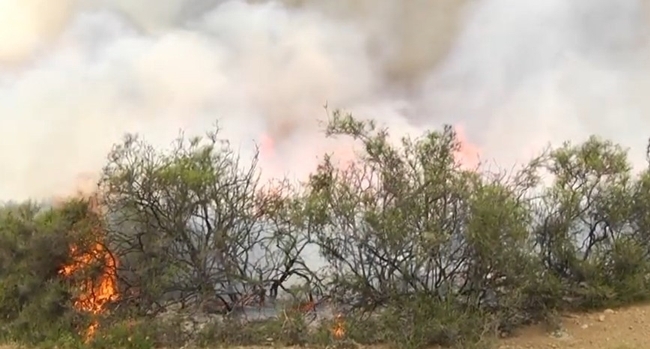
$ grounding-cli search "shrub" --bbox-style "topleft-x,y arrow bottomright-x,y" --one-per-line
3,114 -> 650,349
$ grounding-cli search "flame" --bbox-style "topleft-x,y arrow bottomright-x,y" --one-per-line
58,191 -> 119,341
60,242 -> 119,340
453,124 -> 481,170
290,297 -> 345,339
294,299 -> 316,313
331,313 -> 345,339
259,123 -> 481,181
259,131 -> 285,182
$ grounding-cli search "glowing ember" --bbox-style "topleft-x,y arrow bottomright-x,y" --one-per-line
331,313 -> 345,339
60,242 -> 119,340
294,299 -> 317,313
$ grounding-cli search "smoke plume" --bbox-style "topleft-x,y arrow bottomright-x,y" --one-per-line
0,0 -> 649,201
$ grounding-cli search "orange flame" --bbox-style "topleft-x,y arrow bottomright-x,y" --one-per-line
453,124 -> 481,170
58,190 -> 119,341
331,313 -> 345,339
60,242 -> 119,340
291,297 -> 344,339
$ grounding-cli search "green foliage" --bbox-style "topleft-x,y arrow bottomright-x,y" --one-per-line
0,199 -> 102,345
196,311 -> 332,347
4,112 -> 650,349
88,317 -> 189,349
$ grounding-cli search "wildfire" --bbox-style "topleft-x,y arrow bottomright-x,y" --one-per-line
60,242 -> 119,339
292,297 -> 345,339
453,124 -> 481,170
57,191 -> 119,341
259,132 -> 285,182
331,313 -> 345,339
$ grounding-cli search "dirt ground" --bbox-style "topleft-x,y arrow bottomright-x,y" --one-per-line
2,304 -> 650,349
497,303 -> 650,349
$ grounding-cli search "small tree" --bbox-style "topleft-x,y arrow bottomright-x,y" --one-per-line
99,126 -> 321,316
531,136 -> 647,307
303,112 -> 541,347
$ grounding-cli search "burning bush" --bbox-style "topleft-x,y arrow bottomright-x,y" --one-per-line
0,199 -> 102,344
51,193 -> 120,342
4,115 -> 650,349
60,242 -> 119,340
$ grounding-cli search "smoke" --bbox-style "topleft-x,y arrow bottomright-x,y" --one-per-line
0,0 -> 649,201
0,0 -> 76,63
420,0 -> 650,169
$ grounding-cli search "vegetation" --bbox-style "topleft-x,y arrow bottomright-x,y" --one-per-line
2,112 -> 650,349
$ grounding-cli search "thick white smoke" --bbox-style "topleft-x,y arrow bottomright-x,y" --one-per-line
420,0 -> 650,168
0,0 -> 649,201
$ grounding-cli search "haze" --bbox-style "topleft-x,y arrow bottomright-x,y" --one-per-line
0,0 -> 649,201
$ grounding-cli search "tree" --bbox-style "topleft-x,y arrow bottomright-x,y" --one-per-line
531,136 -> 649,306
8,113 -> 650,349
301,113 -> 542,346
99,126 -> 321,316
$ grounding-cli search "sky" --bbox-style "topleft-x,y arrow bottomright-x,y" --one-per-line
0,0 -> 649,201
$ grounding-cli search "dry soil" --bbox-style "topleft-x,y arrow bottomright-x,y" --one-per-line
497,303 -> 650,349
2,304 -> 650,349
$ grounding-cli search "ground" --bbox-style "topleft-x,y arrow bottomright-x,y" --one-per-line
497,303 -> 650,349
2,304 -> 650,349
